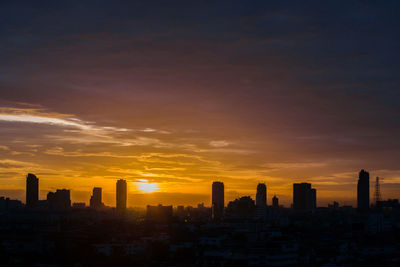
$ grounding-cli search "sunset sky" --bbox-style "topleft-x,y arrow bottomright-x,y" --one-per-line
1,1 -> 400,207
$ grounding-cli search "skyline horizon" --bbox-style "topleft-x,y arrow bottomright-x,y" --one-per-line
1,1 -> 400,209
1,2 -> 400,266
0,169 -> 391,208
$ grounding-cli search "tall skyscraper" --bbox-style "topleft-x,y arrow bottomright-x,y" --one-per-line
293,183 -> 316,211
26,173 -> 38,208
272,195 -> 279,209
116,179 -> 127,213
357,169 -> 370,211
212,181 -> 224,220
256,183 -> 267,207
90,187 -> 103,209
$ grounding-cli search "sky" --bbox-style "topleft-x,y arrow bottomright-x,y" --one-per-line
0,1 -> 400,207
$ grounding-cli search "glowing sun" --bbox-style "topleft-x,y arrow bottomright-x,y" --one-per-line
136,179 -> 159,193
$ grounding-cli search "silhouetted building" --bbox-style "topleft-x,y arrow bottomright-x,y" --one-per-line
256,183 -> 267,207
226,196 -> 256,217
376,199 -> 399,210
311,188 -> 317,209
272,195 -> 279,209
293,183 -> 316,211
116,179 -> 127,213
176,205 -> 185,217
328,201 -> 339,210
0,197 -> 24,211
26,173 -> 38,208
186,205 -> 194,216
72,202 -> 86,209
90,187 -> 103,209
357,169 -> 370,212
212,181 -> 224,220
146,204 -> 173,223
47,189 -> 71,210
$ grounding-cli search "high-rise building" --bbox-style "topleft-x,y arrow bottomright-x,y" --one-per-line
357,169 -> 370,211
116,179 -> 127,213
212,181 -> 224,220
90,187 -> 103,209
293,183 -> 316,211
256,183 -> 267,207
47,189 -> 71,210
26,173 -> 38,208
311,188 -> 317,209
272,195 -> 279,209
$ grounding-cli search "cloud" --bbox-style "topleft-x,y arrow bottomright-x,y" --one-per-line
0,159 -> 39,168
0,107 -> 129,133
264,162 -> 328,170
44,146 -> 139,158
0,106 -> 177,148
209,140 -> 230,147
136,153 -> 222,166
140,128 -> 156,133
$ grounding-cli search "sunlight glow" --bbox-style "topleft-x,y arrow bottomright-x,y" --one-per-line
136,180 -> 159,193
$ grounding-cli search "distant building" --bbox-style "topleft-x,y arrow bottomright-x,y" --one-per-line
90,187 -> 103,209
72,202 -> 86,208
47,189 -> 71,210
293,183 -> 316,211
116,179 -> 127,213
186,205 -> 194,215
176,205 -> 185,217
357,169 -> 370,212
177,205 -> 185,212
272,195 -> 279,209
212,181 -> 224,220
256,183 -> 267,207
226,196 -> 256,217
376,199 -> 399,211
26,173 -> 38,208
328,201 -> 339,210
146,204 -> 173,223
0,197 -> 24,211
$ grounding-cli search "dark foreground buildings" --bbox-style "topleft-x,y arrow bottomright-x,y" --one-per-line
26,173 -> 38,208
357,169 -> 370,211
146,204 -> 173,223
293,183 -> 317,211
1,172 -> 400,266
212,181 -> 224,220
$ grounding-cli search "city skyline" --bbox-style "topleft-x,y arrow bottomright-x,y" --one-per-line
1,1 -> 400,207
3,170 -> 385,209
1,2 -> 399,266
